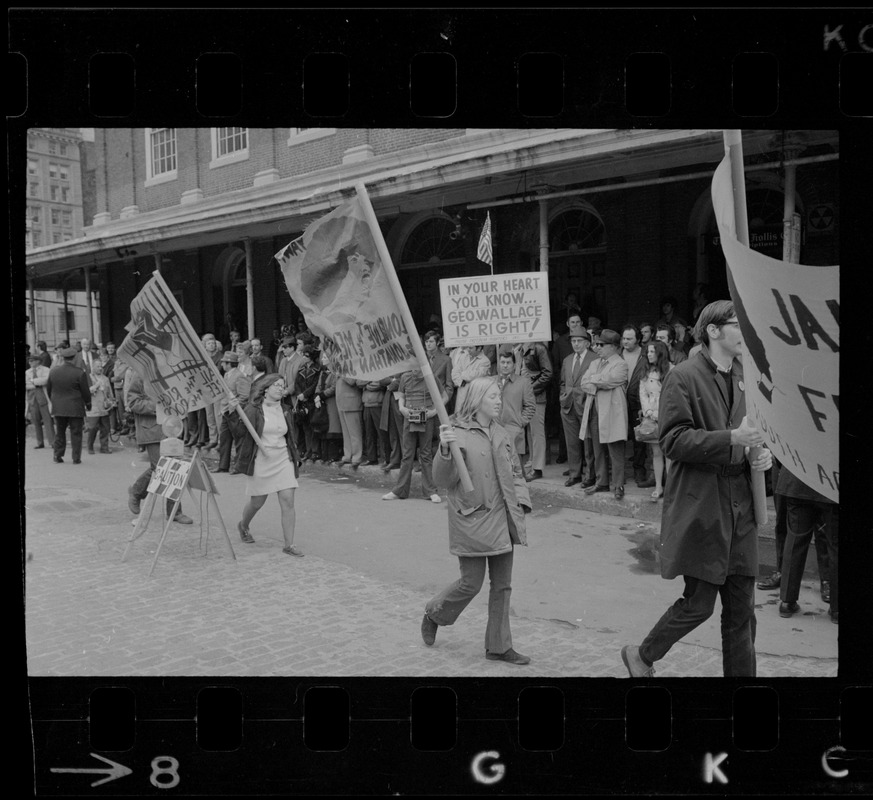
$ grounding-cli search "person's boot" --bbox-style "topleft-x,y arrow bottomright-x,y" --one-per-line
166,500 -> 193,525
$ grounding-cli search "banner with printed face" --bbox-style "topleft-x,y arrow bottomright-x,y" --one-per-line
118,274 -> 227,419
275,197 -> 420,381
147,456 -> 191,502
439,272 -> 551,348
712,155 -> 839,502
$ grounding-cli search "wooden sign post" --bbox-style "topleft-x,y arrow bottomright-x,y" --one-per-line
121,449 -> 236,575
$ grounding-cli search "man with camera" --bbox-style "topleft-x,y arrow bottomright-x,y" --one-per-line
382,360 -> 449,504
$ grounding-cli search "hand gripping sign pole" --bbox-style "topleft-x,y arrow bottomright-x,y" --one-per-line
723,130 -> 769,527
355,183 -> 474,493
148,270 -> 265,452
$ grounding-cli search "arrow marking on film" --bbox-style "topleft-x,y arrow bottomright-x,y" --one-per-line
51,752 -> 133,787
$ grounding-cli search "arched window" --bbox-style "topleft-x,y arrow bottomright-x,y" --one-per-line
400,214 -> 466,268
548,206 -> 606,254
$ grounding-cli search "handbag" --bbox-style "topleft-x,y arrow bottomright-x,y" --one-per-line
633,416 -> 659,443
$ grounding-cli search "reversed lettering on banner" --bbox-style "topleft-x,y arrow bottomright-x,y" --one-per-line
712,156 -> 839,502
275,197 -> 420,381
439,272 -> 551,347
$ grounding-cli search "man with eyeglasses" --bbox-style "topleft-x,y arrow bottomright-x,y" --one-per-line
621,300 -> 772,678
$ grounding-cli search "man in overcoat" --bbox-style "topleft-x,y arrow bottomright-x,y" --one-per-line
621,301 -> 772,678
579,329 -> 629,499
45,347 -> 91,463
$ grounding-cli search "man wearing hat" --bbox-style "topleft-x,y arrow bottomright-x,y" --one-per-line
579,329 -> 629,500
45,347 -> 91,463
25,353 -> 55,449
558,329 -> 598,487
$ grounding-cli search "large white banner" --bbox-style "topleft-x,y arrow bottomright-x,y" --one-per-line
712,156 -> 839,502
439,272 -> 551,348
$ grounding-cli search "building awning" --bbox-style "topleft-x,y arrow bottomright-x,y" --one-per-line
25,128 -> 837,287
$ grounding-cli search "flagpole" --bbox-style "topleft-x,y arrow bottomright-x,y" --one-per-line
723,131 -> 768,527
149,271 -> 265,451
354,184 -> 474,493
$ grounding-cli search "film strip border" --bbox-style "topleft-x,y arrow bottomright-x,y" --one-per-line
6,9 -> 873,124
29,679 -> 872,793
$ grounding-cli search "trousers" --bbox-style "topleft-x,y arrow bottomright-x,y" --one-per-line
53,416 -> 84,461
781,499 -> 838,613
392,416 -> 437,497
426,549 -> 514,655
639,574 -> 757,677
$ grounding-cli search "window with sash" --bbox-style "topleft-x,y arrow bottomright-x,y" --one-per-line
145,128 -> 178,183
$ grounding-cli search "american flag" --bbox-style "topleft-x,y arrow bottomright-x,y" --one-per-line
477,211 -> 493,267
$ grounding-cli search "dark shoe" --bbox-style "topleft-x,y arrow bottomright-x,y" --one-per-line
555,456 -> 567,464
779,601 -> 800,617
614,485 -> 625,500
211,467 -> 229,473
756,571 -> 781,590
53,456 -> 64,463
100,448 -> 111,454
282,545 -> 304,557
621,645 -> 655,677
421,613 -> 438,646
87,447 -> 96,455
203,441 -> 218,451
585,484 -> 610,494
820,581 -> 831,604
486,648 -> 530,665
72,459 -> 81,464
636,478 -> 656,489
34,444 -> 45,449
564,477 -> 581,487
350,461 -> 361,470
237,521 -> 255,543
530,469 -> 543,480
127,487 -> 141,516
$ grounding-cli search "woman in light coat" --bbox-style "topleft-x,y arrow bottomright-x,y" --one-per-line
420,376 -> 533,666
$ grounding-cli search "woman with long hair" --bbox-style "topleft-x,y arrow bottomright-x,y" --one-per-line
640,339 -> 673,501
420,376 -> 533,666
227,374 -> 304,556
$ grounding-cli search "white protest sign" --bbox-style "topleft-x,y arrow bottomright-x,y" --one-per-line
439,272 -> 551,348
712,155 -> 839,502
147,456 -> 192,502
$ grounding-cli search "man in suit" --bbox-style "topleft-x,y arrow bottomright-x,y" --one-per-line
249,338 -> 275,374
551,312 -> 586,463
45,346 -> 91,463
74,338 -> 96,375
496,349 -> 536,475
25,353 -> 55,449
580,329 -> 630,500
558,330 -> 598,487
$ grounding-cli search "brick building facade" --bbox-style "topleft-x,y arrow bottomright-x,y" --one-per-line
26,128 -> 838,347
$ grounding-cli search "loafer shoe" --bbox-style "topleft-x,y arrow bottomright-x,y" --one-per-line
564,477 -> 581,487
756,571 -> 781,590
636,479 -> 656,488
779,601 -> 800,617
173,513 -> 193,525
581,479 -> 596,489
820,581 -> 831,603
529,469 -> 543,480
421,613 -> 438,646
585,484 -> 610,495
621,645 -> 655,678
614,485 -> 625,500
486,648 -> 530,665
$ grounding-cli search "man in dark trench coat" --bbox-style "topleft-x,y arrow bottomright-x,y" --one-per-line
621,300 -> 772,677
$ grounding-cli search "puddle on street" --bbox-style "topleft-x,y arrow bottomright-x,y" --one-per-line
624,526 -> 660,575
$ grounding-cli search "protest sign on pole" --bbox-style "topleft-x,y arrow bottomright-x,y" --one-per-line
275,186 -> 473,492
713,132 -> 838,504
117,270 -> 263,448
439,272 -> 551,349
